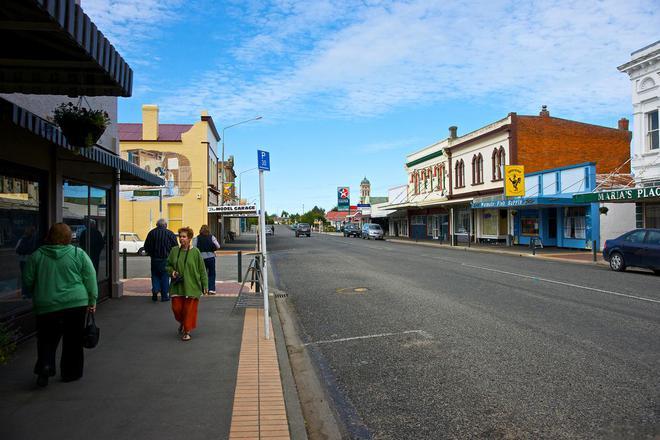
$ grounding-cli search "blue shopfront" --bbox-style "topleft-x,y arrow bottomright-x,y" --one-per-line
472,163 -> 600,250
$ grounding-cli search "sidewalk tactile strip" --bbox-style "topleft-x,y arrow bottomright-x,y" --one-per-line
229,308 -> 290,440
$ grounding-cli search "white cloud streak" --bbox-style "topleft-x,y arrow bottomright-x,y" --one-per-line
85,0 -> 659,123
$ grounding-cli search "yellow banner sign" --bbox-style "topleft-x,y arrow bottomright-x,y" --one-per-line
505,165 -> 525,197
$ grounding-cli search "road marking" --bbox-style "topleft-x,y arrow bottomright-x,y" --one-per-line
462,263 -> 660,304
303,330 -> 432,346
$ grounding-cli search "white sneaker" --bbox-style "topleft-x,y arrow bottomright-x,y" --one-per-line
208,290 -> 216,295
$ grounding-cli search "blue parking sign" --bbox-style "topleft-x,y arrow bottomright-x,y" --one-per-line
257,150 -> 270,171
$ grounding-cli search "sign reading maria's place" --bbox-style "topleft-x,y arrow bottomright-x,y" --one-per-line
573,185 -> 660,203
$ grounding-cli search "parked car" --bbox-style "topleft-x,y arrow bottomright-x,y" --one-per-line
291,223 -> 299,231
119,232 -> 147,255
603,228 -> 660,274
361,223 -> 384,240
295,223 -> 311,237
343,223 -> 361,237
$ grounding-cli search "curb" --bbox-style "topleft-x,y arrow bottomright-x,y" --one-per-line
386,238 -> 608,267
274,294 -> 345,440
270,292 -> 309,440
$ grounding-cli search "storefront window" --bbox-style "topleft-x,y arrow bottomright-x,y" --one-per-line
521,217 -> 539,236
0,168 -> 45,319
646,203 -> 660,228
63,181 -> 109,282
455,208 -> 470,234
482,209 -> 499,236
564,207 -> 586,239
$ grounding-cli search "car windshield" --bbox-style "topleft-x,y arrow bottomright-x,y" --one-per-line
369,225 -> 381,230
299,223 -> 309,227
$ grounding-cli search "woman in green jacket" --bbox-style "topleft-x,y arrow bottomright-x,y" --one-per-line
23,223 -> 98,387
167,226 -> 208,341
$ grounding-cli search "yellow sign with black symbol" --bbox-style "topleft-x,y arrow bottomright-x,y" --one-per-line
505,165 -> 525,197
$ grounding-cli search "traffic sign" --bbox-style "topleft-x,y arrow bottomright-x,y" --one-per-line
258,150 -> 270,171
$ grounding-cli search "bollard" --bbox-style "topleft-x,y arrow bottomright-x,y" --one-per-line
122,248 -> 127,279
237,251 -> 242,283
592,240 -> 597,262
531,238 -> 536,256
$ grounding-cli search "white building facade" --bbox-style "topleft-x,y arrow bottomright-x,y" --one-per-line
618,40 -> 660,228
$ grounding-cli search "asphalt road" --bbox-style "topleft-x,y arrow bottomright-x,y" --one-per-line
268,226 -> 660,439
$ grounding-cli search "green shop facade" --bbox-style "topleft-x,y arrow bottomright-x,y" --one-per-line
573,185 -> 660,229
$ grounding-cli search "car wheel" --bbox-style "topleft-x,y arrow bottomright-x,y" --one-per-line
137,248 -> 147,256
609,252 -> 626,272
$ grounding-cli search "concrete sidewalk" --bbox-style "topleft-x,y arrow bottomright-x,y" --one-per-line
0,280 -> 299,440
386,237 -> 607,266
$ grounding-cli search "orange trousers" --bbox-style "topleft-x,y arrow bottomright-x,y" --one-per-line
171,296 -> 199,332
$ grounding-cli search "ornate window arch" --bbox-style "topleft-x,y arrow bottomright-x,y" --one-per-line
472,155 -> 477,185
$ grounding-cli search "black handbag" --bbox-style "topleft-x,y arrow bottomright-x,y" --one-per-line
83,312 -> 100,349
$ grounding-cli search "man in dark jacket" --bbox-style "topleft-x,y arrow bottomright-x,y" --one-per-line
144,219 -> 178,302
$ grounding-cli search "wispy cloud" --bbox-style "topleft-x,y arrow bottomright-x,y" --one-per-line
359,137 -> 424,153
88,0 -> 659,124
81,0 -> 184,58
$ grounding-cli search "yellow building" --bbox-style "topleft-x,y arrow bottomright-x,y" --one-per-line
118,105 -> 222,240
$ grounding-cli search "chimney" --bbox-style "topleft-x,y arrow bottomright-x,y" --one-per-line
449,126 -> 458,139
142,104 -> 159,140
618,118 -> 629,131
539,105 -> 550,117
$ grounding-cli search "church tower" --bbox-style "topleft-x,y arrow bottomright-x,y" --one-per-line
360,177 -> 371,204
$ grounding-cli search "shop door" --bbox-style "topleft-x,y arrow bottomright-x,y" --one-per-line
439,214 -> 449,241
546,209 -> 558,246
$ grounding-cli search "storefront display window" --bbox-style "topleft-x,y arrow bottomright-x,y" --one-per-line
0,166 -> 46,320
482,209 -> 498,236
564,207 -> 586,239
521,217 -> 539,236
646,203 -> 660,228
63,181 -> 109,283
455,208 -> 470,234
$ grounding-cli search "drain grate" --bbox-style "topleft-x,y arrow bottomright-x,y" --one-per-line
274,292 -> 288,298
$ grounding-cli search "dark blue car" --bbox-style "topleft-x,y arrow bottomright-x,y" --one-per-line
603,228 -> 660,274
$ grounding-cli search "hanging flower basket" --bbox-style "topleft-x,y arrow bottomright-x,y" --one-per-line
52,102 -> 111,149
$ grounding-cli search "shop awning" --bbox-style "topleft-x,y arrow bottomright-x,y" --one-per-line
572,186 -> 660,203
0,0 -> 132,97
4,98 -> 163,186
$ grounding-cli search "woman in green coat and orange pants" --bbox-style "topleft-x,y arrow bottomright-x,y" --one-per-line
167,226 -> 208,341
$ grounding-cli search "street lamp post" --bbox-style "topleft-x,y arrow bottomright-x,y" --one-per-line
220,116 -> 262,240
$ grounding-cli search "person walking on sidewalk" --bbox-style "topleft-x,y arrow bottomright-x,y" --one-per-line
23,223 -> 97,387
167,227 -> 208,341
144,218 -> 178,302
193,225 -> 220,295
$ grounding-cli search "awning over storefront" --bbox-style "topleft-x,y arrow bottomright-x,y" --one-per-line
3,98 -> 163,186
0,0 -> 132,97
471,195 -> 586,209
572,186 -> 660,203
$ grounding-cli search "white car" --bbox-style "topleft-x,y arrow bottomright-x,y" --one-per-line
119,232 -> 146,255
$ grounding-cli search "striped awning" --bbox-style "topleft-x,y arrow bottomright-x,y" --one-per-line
4,98 -> 163,186
0,0 -> 133,97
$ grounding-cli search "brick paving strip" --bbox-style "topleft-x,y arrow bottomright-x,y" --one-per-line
230,308 -> 291,440
121,278 -> 241,297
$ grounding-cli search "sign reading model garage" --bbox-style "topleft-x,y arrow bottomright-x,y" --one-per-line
573,185 -> 660,203
208,205 -> 258,216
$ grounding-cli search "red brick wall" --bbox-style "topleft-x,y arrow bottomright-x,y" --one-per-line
515,115 -> 631,174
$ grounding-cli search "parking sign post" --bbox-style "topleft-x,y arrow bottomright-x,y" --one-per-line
257,150 -> 271,339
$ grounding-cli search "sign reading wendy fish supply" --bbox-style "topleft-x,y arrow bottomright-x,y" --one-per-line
572,185 -> 660,203
504,165 -> 525,197
337,187 -> 350,211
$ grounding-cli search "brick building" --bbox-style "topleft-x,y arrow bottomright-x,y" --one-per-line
386,106 -> 631,249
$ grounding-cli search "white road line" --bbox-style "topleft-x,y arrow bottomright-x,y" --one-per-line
462,263 -> 660,305
303,330 -> 432,346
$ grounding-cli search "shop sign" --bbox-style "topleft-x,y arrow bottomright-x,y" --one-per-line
208,204 -> 257,215
504,165 -> 525,197
572,185 -> 660,203
338,187 -> 350,211
471,198 -> 537,209
208,190 -> 218,206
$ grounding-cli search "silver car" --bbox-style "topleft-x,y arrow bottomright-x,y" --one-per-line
361,223 -> 384,240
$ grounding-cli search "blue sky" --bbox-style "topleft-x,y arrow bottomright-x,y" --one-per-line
84,0 -> 659,215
